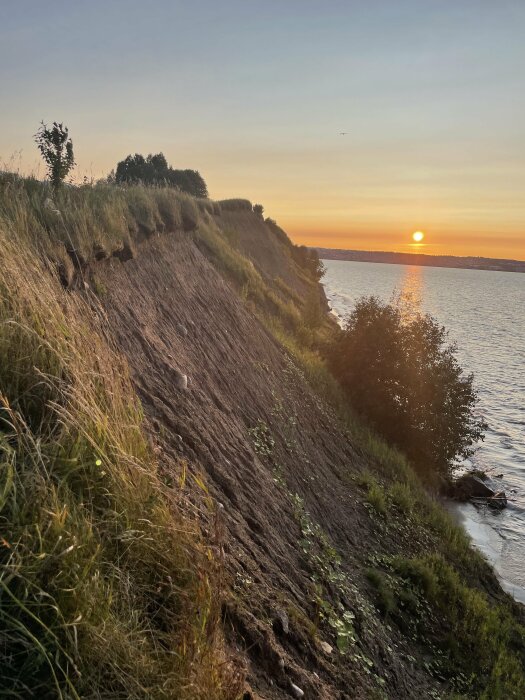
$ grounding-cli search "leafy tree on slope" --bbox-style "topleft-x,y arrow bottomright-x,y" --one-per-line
327,296 -> 486,478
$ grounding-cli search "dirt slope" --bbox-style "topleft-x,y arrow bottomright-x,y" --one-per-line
214,210 -> 305,294
89,225 -> 443,699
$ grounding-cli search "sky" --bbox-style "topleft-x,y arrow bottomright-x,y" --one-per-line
1,0 -> 524,259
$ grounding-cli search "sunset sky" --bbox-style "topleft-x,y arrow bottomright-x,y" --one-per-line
1,1 -> 524,259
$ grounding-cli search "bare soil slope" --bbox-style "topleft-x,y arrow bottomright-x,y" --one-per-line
91,226 -> 445,699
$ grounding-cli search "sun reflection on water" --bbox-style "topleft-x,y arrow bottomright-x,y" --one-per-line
396,264 -> 423,319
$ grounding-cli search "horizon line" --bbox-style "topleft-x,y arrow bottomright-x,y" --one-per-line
314,246 -> 525,265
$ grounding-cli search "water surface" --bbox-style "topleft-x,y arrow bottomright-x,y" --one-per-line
322,259 -> 525,600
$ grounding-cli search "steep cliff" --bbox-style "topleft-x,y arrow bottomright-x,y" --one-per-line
1,178 -> 524,699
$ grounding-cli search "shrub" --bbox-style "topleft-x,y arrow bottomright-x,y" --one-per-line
390,556 -> 438,597
327,297 -> 487,479
169,168 -> 208,198
114,153 -> 208,197
291,245 -> 325,281
253,203 -> 264,218
34,121 -> 75,190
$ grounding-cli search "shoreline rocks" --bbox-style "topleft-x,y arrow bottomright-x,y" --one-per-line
450,471 -> 507,510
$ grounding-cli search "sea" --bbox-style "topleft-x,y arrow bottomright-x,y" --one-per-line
322,258 -> 525,602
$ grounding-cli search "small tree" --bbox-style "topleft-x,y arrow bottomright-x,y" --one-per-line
34,121 -> 75,190
168,169 -> 208,198
327,296 -> 486,479
253,203 -> 264,219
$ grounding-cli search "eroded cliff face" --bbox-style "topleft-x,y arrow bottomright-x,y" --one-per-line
3,177 -> 525,698
82,213 -> 442,700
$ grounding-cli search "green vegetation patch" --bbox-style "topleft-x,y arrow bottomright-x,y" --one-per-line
0,230 -> 241,698
374,554 -> 525,698
0,173 -> 209,266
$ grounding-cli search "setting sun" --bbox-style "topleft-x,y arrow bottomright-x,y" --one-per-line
412,231 -> 425,243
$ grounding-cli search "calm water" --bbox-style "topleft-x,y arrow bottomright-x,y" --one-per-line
322,259 -> 525,601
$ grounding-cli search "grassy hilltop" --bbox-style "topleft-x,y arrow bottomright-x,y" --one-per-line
1,175 -> 525,699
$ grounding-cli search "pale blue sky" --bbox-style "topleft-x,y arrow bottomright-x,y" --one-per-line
1,0 -> 524,256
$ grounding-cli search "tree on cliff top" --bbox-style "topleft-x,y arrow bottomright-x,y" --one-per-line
327,296 -> 487,478
34,121 -> 75,190
114,152 -> 208,197
253,203 -> 264,219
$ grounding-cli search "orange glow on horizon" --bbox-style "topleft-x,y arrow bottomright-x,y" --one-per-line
282,225 -> 525,261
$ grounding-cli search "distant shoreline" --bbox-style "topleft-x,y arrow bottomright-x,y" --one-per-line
316,247 -> 525,273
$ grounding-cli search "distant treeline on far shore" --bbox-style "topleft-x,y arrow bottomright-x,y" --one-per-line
316,247 -> 525,273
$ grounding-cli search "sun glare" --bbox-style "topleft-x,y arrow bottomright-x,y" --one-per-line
412,231 -> 425,243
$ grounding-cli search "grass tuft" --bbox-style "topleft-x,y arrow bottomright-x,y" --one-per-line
366,480 -> 388,515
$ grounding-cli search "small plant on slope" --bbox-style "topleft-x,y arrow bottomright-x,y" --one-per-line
34,121 -> 75,190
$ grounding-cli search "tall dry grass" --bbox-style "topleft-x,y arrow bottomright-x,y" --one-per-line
0,173 -> 211,268
0,215 -> 242,696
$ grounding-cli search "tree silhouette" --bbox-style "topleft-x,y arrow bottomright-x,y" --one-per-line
327,296 -> 487,478
34,121 -> 75,190
114,152 -> 208,197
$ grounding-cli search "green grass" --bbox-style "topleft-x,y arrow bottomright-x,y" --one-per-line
0,173 -> 209,269
193,220 -> 307,332
386,554 -> 525,697
366,480 -> 388,515
0,203 -> 241,697
273,276 -> 303,307
388,480 -> 416,514
365,569 -> 396,616
366,552 -> 525,697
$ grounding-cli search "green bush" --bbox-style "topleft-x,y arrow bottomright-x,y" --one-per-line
390,556 -> 438,597
34,121 -> 75,190
327,296 -> 487,479
253,203 -> 264,218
